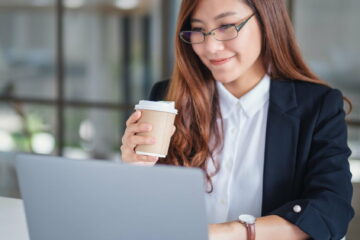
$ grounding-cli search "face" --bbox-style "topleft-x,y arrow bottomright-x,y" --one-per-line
190,0 -> 264,85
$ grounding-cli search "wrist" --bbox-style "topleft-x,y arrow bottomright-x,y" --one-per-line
230,221 -> 247,240
238,214 -> 256,240
208,222 -> 246,240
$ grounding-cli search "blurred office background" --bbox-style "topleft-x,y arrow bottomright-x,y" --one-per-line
0,0 -> 179,159
0,0 -> 359,238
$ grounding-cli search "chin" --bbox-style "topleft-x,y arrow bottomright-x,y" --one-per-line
213,74 -> 238,85
211,67 -> 243,83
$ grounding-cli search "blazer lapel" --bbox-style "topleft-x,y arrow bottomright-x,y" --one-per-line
261,79 -> 300,216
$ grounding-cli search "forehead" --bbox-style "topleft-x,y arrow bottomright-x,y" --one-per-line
192,0 -> 248,19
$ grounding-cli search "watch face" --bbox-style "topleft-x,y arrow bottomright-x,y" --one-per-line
239,214 -> 256,224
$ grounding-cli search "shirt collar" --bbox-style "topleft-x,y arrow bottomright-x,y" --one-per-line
216,74 -> 270,119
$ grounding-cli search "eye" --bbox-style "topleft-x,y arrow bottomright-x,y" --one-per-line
191,27 -> 203,32
219,24 -> 235,30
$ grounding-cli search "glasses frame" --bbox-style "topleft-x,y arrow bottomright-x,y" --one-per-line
180,13 -> 256,44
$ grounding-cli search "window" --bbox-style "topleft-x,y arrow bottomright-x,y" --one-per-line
0,0 -> 180,160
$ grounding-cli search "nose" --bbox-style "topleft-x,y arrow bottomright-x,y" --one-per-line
203,34 -> 225,54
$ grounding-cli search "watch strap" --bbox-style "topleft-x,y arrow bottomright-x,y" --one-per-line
246,222 -> 255,240
240,221 -> 255,240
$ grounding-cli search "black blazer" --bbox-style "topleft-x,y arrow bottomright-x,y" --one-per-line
148,78 -> 354,240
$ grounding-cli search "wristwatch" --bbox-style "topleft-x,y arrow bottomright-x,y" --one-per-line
238,214 -> 256,240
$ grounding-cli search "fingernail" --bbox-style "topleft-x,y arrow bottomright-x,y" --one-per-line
148,138 -> 155,144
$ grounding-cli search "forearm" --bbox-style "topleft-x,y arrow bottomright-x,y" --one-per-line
255,215 -> 308,240
210,215 -> 309,240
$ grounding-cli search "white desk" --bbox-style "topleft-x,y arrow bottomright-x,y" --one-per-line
0,197 -> 29,240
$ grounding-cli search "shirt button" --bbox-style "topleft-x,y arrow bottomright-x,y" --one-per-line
293,205 -> 302,213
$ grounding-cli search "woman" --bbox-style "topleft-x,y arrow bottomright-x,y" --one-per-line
120,0 -> 354,239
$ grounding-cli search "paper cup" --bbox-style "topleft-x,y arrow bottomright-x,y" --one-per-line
134,100 -> 178,158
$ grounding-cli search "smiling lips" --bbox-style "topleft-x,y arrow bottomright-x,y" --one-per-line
209,56 -> 234,66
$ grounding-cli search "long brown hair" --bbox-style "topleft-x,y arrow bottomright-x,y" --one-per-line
159,0 -> 352,192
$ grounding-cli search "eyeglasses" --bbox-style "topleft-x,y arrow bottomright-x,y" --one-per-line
179,13 -> 256,44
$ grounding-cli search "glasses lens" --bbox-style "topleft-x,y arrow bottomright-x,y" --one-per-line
180,31 -> 204,44
214,25 -> 238,41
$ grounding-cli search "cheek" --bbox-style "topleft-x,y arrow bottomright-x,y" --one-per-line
246,23 -> 263,56
230,26 -> 263,61
192,45 -> 202,57
191,45 -> 209,66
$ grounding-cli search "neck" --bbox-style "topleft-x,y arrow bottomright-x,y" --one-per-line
223,60 -> 266,98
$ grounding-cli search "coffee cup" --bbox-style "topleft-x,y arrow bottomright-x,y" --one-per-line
134,100 -> 178,158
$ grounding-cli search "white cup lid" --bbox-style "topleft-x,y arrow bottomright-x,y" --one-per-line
135,100 -> 178,114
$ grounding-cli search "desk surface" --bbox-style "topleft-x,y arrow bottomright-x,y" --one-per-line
0,197 -> 29,240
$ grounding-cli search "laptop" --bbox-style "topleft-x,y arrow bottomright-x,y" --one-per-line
15,154 -> 208,240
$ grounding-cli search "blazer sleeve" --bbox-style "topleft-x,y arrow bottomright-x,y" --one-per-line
270,89 -> 354,240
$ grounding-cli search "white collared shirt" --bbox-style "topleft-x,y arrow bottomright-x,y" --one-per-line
205,74 -> 270,224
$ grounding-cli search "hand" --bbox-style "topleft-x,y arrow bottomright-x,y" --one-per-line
120,110 -> 176,166
120,110 -> 158,166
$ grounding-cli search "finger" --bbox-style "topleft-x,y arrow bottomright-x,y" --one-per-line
122,123 -> 153,146
135,154 -> 159,163
126,123 -> 152,135
120,144 -> 132,155
121,148 -> 159,164
120,145 -> 135,159
124,135 -> 155,148
171,125 -> 176,135
126,110 -> 141,127
147,156 -> 159,162
120,149 -> 135,164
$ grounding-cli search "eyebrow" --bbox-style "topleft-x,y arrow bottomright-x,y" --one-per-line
191,11 -> 238,23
